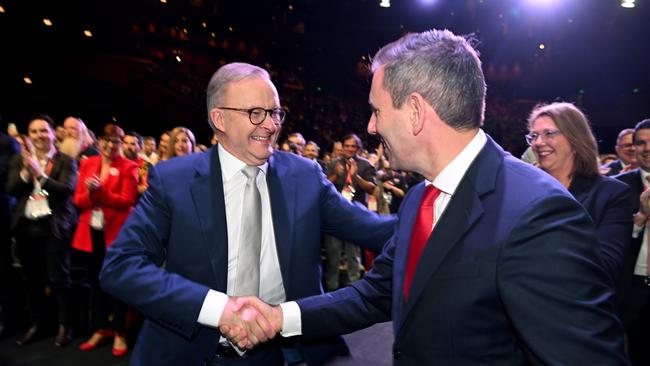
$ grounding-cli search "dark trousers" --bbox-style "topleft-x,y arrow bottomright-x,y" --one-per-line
622,275 -> 650,366
14,216 -> 71,326
80,229 -> 126,334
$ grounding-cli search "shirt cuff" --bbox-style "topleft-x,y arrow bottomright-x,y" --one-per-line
197,289 -> 228,328
633,223 -> 644,238
279,301 -> 302,337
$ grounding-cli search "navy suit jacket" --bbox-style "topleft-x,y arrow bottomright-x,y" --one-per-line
297,136 -> 628,365
568,174 -> 632,289
99,146 -> 396,366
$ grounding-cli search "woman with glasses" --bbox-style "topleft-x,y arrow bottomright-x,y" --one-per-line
71,124 -> 138,357
165,126 -> 196,159
527,102 -> 632,290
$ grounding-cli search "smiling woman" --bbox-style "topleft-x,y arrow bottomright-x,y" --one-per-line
527,102 -> 632,292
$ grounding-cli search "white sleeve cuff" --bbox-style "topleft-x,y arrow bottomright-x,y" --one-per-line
197,289 -> 229,328
633,223 -> 645,238
279,301 -> 302,337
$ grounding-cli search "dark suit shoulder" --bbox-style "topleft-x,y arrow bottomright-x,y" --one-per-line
155,151 -> 210,177
271,150 -> 322,174
614,169 -> 640,184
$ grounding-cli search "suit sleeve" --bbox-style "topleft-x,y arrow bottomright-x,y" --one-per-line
5,154 -> 32,199
296,233 -> 394,340
42,156 -> 77,201
317,162 -> 396,252
95,163 -> 138,209
73,159 -> 94,210
498,194 -> 628,365
594,183 -> 632,286
99,165 -> 210,339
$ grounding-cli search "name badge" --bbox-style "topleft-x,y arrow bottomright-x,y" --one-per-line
90,209 -> 104,230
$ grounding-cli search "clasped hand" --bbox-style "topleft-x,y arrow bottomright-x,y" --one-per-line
218,296 -> 283,350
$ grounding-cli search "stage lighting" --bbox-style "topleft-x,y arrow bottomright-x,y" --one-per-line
23,76 -> 32,84
175,55 -> 182,62
42,18 -> 52,27
379,0 -> 390,8
621,0 -> 635,8
83,29 -> 93,38
0,5 -> 5,13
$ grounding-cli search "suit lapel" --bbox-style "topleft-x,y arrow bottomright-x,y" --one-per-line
190,147 -> 229,291
396,137 -> 502,330
266,153 -> 296,293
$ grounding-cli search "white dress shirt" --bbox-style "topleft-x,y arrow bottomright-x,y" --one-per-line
279,129 -> 487,335
197,144 -> 286,329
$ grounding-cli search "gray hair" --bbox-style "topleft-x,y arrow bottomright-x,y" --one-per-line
371,29 -> 486,130
206,62 -> 272,132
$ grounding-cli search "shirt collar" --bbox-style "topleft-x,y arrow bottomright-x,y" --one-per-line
426,129 -> 487,195
217,144 -> 268,181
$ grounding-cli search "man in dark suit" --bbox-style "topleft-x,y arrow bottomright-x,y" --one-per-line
604,128 -> 638,176
229,29 -> 628,365
99,63 -> 395,365
616,118 -> 650,366
6,114 -> 77,347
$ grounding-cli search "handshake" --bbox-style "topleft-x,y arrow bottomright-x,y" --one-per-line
218,296 -> 284,350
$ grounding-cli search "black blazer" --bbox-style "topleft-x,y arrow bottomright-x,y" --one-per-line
6,152 -> 78,242
568,174 -> 632,289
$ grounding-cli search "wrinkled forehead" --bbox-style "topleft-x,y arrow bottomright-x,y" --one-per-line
222,77 -> 280,105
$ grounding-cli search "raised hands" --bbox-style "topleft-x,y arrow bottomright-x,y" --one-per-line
218,296 -> 283,350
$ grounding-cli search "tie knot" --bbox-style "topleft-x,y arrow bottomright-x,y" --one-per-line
421,184 -> 441,207
242,165 -> 259,180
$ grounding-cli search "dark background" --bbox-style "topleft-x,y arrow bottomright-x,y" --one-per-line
0,0 -> 648,156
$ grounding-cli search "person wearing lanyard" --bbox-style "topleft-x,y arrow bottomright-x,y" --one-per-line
6,114 -> 77,347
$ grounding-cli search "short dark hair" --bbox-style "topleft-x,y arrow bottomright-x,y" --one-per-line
100,124 -> 125,140
342,133 -> 363,150
29,114 -> 55,130
125,131 -> 144,147
634,119 -> 650,137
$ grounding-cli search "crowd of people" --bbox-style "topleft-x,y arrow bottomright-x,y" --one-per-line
0,29 -> 649,365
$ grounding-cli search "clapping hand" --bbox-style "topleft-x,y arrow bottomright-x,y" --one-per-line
218,296 -> 283,350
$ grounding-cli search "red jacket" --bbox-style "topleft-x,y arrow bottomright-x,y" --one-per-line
72,155 -> 138,252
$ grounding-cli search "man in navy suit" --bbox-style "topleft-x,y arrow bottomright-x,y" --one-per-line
229,29 -> 628,365
99,63 -> 395,365
616,118 -> 650,366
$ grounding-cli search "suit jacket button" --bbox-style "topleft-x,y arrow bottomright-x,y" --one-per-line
393,349 -> 401,359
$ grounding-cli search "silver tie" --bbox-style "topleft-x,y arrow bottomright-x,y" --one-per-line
233,165 -> 262,296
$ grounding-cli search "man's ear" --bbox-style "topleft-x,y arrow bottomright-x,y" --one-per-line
210,109 -> 225,133
409,93 -> 426,136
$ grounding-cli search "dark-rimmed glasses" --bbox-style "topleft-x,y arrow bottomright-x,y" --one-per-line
525,130 -> 562,146
217,107 -> 286,125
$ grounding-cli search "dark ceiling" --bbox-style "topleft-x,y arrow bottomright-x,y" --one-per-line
0,0 -> 649,150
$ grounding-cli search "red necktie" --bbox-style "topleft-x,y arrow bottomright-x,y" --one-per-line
403,185 -> 441,299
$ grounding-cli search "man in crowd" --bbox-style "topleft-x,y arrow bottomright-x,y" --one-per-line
616,118 -> 650,366
604,128 -> 638,176
226,29 -> 628,365
287,132 -> 306,155
99,62 -> 395,366
123,131 -> 150,195
139,136 -> 159,165
323,133 -> 377,290
62,116 -> 98,160
303,141 -> 325,171
7,115 -> 77,347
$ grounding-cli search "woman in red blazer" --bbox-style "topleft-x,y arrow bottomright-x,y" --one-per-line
71,124 -> 138,357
